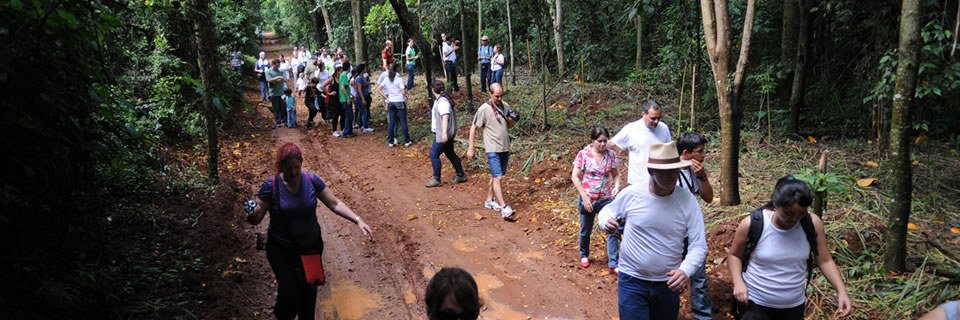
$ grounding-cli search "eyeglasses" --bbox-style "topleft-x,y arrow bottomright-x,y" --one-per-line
491,95 -> 502,98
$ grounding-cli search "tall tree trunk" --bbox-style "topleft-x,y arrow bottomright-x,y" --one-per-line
788,0 -> 813,136
635,12 -> 643,72
884,0 -> 922,273
306,0 -> 325,46
386,0 -> 435,105
319,0 -> 335,47
546,0 -> 564,74
351,0 -> 366,62
700,0 -> 757,206
186,0 -> 221,181
779,0 -> 799,120
507,0 -> 516,85
459,0 -> 473,106
478,0 -> 482,75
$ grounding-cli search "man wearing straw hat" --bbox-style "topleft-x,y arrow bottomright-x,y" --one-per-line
598,141 -> 707,320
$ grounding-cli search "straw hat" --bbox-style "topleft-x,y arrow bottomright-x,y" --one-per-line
481,35 -> 490,41
642,141 -> 692,170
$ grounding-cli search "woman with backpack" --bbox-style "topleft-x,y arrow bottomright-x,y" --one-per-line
246,142 -> 373,320
490,44 -> 505,88
727,175 -> 851,319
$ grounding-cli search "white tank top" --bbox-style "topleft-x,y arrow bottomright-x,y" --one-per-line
741,209 -> 810,308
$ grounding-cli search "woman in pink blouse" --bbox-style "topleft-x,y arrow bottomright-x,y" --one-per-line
571,126 -> 622,273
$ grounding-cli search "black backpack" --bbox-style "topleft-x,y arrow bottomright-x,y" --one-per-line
741,209 -> 819,285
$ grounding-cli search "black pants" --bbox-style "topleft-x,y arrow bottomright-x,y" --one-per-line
444,61 -> 459,91
479,63 -> 490,92
328,98 -> 343,132
266,242 -> 318,320
271,95 -> 286,125
318,95 -> 327,121
736,300 -> 804,320
305,95 -> 318,124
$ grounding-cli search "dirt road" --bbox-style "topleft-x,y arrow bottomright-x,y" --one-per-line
222,35 -> 623,319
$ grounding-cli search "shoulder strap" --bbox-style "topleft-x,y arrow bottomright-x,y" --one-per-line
741,209 -> 765,272
800,213 -> 819,286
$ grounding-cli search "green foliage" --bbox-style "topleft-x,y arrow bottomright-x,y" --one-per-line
795,168 -> 852,194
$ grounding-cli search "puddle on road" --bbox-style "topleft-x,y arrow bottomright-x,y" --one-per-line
474,273 -> 554,320
317,282 -> 383,319
452,237 -> 478,252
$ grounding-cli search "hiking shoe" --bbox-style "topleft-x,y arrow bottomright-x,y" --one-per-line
501,205 -> 516,219
332,132 -> 341,137
404,142 -> 413,147
388,143 -> 395,148
425,178 -> 442,188
483,200 -> 502,211
343,133 -> 357,138
363,127 -> 374,132
450,175 -> 467,184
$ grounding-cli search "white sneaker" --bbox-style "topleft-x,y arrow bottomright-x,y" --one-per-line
393,138 -> 398,145
500,205 -> 516,219
483,200 -> 502,211
332,132 -> 341,137
404,142 -> 412,147
388,143 -> 395,148
363,127 -> 374,132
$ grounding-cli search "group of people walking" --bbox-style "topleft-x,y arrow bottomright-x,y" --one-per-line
242,33 -> 858,320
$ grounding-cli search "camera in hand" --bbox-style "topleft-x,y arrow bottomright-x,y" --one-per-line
506,108 -> 520,121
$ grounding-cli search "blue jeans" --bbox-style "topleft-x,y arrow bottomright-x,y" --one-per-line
485,152 -> 509,178
342,99 -> 354,135
444,61 -> 459,91
690,263 -> 712,320
355,96 -> 370,129
479,63 -> 490,92
577,197 -> 614,259
618,273 -> 680,320
387,102 -> 409,144
492,69 -> 504,87
430,141 -> 465,180
286,108 -> 296,127
405,64 -> 415,90
259,80 -> 269,102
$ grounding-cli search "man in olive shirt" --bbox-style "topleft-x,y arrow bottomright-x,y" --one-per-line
466,83 -> 518,219
265,59 -> 288,128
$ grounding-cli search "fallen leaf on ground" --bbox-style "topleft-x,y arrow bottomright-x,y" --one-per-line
951,227 -> 960,234
865,161 -> 879,167
807,136 -> 818,143
857,178 -> 877,187
474,213 -> 484,220
529,217 -> 537,222
407,214 -> 418,221
912,160 -> 919,166
907,223 -> 919,230
915,135 -> 928,144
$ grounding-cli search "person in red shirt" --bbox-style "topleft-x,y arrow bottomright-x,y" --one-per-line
381,40 -> 394,72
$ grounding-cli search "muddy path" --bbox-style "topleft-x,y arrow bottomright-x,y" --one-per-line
220,34 -> 624,320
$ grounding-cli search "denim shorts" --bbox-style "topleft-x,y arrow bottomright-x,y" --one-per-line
486,152 -> 510,178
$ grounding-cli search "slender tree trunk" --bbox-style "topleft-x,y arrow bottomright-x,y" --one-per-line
386,0 -> 435,105
459,0 -> 473,106
478,0 -> 482,75
788,0 -> 813,136
885,0 -> 922,273
700,0 -> 757,206
951,0 -> 959,60
319,0 -> 335,47
779,0 -> 799,113
546,0 -> 564,74
507,0 -> 516,85
635,12 -> 643,72
186,0 -> 221,181
351,0 -> 366,61
305,0 -> 324,46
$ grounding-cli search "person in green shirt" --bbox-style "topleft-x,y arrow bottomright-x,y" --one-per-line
338,62 -> 355,137
405,38 -> 418,90
265,59 -> 288,128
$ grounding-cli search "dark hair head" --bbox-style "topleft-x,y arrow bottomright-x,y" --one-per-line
275,143 -> 303,173
425,267 -> 481,320
641,99 -> 661,113
310,78 -> 319,84
342,61 -> 351,72
676,132 -> 708,154
433,80 -> 446,94
763,175 -> 813,210
389,63 -> 398,81
589,126 -> 610,141
271,59 -> 281,65
283,88 -> 292,95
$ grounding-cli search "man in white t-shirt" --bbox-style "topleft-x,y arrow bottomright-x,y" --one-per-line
441,33 -> 460,92
598,141 -> 706,320
610,100 -> 671,185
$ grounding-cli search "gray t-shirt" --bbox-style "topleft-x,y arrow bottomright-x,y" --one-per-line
432,97 -> 456,143
472,101 -> 511,153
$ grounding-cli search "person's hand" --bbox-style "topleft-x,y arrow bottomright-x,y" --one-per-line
581,196 -> 594,213
836,292 -> 852,317
666,269 -> 688,292
733,281 -> 749,304
690,158 -> 705,176
611,187 -> 620,198
604,218 -> 619,232
466,148 -> 475,160
357,220 -> 373,237
440,135 -> 448,144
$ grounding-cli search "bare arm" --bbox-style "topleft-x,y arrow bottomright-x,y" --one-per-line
246,198 -> 269,225
699,173 -> 714,203
317,188 -> 372,236
570,166 -> 593,213
812,214 -> 852,316
440,114 -> 450,143
611,166 -> 621,197
466,124 -> 478,159
728,216 -> 751,304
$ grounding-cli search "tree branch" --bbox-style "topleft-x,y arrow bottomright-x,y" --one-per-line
732,0 -> 757,88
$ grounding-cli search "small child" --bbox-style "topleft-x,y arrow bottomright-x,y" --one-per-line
282,88 -> 296,127
296,73 -> 306,94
